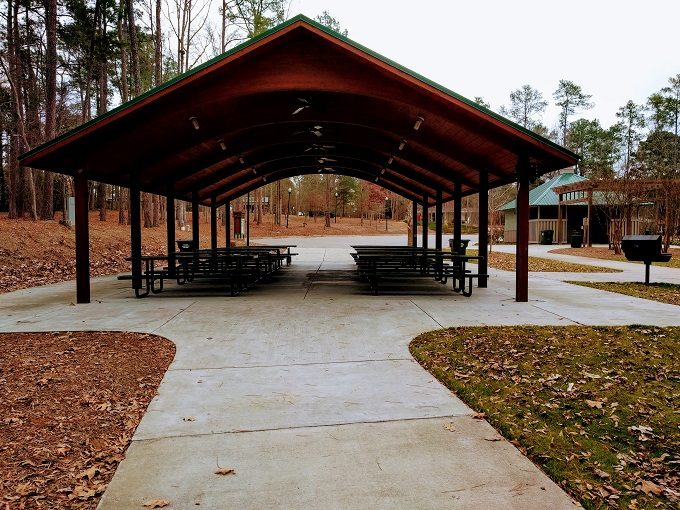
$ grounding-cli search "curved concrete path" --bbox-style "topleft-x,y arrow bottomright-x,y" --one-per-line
2,237 -> 679,509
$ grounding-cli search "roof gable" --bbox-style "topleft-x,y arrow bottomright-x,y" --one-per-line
500,173 -> 587,210
20,15 -> 578,206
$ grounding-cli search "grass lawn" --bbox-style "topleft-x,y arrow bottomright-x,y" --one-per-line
466,249 -> 622,273
568,282 -> 680,307
550,247 -> 680,269
410,326 -> 679,510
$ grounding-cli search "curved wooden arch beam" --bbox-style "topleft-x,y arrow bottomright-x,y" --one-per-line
213,166 -> 423,205
186,153 -> 442,203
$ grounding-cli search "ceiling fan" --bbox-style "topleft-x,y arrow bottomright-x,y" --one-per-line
304,143 -> 335,152
291,97 -> 311,116
293,125 -> 324,138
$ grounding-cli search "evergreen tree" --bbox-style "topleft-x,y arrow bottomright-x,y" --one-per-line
553,79 -> 593,146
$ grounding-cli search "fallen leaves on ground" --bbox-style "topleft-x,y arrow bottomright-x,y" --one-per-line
215,468 -> 236,476
0,213 -> 407,294
466,249 -> 621,273
143,499 -> 171,508
0,331 -> 175,509
568,281 -> 680,307
410,325 -> 679,509
550,246 -> 680,269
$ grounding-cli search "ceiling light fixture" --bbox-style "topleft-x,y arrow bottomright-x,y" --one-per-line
380,168 -> 386,175
252,168 -> 257,175
387,157 -> 394,165
239,156 -> 245,165
374,177 -> 379,183
218,139 -> 227,151
413,116 -> 424,131
189,116 -> 200,130
398,139 -> 407,151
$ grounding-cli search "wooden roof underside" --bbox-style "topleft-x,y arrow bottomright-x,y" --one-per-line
21,17 -> 578,206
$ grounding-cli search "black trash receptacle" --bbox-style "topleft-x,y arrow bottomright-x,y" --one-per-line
448,238 -> 471,254
539,230 -> 554,245
177,240 -> 196,252
570,231 -> 583,248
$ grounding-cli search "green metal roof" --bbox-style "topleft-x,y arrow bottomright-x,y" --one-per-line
21,14 -> 577,163
500,173 -> 587,211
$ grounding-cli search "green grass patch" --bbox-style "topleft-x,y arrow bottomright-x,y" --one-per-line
568,282 -> 680,307
410,326 -> 679,509
466,249 -> 622,273
550,247 -> 680,269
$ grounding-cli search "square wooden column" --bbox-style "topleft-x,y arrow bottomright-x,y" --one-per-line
411,200 -> 418,247
557,194 -> 563,244
192,196 -> 199,249
74,170 -> 90,303
477,170 -> 489,287
210,197 -> 218,251
453,180 -> 462,254
246,193 -> 250,246
435,189 -> 443,251
515,165 -> 530,302
166,194 -> 176,277
129,177 -> 142,293
225,200 -> 231,249
422,194 -> 428,250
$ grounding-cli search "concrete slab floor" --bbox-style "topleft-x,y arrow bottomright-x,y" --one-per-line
3,237 -> 678,509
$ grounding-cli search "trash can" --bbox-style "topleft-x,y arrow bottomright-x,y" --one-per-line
448,238 -> 471,254
539,230 -> 554,245
176,240 -> 196,252
570,231 -> 583,248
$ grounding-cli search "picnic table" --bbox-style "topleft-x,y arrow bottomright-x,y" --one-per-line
121,245 -> 297,298
350,245 -> 486,296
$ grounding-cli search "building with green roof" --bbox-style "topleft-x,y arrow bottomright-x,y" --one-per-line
501,172 -> 610,244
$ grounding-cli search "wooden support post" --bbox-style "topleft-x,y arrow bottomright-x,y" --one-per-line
225,200 -> 231,249
246,192 -> 250,246
587,189 -> 593,247
478,170 -> 489,287
453,180 -> 462,254
210,197 -> 218,251
166,194 -> 175,277
129,176 -> 142,292
192,197 -> 199,249
74,171 -> 90,303
516,163 -> 530,302
411,200 -> 418,247
422,194 -> 428,250
557,194 -> 563,244
435,189 -> 443,251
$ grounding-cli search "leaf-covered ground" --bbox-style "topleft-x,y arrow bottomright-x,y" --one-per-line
550,247 -> 680,269
410,326 -> 679,509
0,213 -> 406,294
0,331 -> 175,509
568,282 -> 680,307
467,249 -> 621,273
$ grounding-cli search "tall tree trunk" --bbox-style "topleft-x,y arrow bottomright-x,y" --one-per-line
255,188 -> 262,224
126,0 -> 142,96
152,194 -> 159,226
221,0 -> 226,52
6,0 -> 19,218
155,0 -> 162,85
117,1 -> 129,103
119,187 -> 127,224
40,0 -> 58,219
324,175 -> 330,227
142,193 -> 153,227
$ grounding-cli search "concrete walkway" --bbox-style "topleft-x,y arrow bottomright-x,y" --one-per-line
2,237 -> 679,509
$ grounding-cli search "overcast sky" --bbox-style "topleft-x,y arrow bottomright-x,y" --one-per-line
289,0 -> 678,131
